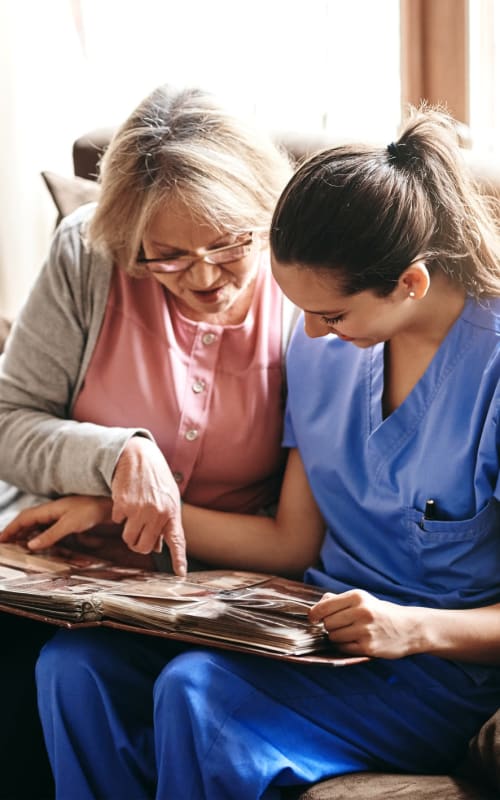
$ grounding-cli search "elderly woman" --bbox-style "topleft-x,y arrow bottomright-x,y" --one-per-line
0,84 -> 294,797
0,84 -> 294,559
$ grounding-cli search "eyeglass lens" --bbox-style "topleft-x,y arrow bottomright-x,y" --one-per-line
140,237 -> 253,273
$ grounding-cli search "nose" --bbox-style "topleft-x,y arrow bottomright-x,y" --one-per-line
187,258 -> 222,288
304,312 -> 329,338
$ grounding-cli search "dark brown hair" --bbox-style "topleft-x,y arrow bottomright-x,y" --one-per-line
271,106 -> 500,298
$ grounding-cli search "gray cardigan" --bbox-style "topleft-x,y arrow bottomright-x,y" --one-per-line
0,205 -> 299,517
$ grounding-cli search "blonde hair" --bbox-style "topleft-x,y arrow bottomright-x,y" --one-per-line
87,84 -> 292,274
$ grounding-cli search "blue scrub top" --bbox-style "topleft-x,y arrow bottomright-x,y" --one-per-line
284,296 -> 500,611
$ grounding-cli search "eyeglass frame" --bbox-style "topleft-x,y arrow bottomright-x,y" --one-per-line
136,231 -> 259,274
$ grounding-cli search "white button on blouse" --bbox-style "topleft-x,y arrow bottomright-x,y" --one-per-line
202,332 -> 217,345
192,379 -> 206,394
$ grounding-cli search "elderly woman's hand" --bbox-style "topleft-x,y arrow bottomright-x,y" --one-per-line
0,495 -> 157,569
111,437 -> 187,576
0,495 -> 113,549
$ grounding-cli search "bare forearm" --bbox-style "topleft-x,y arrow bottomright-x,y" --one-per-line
409,603 -> 500,664
182,503 -> 321,576
310,589 -> 500,663
182,449 -> 325,576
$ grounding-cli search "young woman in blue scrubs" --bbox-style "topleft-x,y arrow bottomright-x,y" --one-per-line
34,106 -> 500,799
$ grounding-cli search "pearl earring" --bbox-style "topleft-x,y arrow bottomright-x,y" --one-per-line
409,291 -> 416,298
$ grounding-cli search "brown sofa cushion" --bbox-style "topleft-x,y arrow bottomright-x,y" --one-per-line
72,127 -> 116,180
465,706 -> 500,791
294,772 -> 496,800
289,707 -> 500,799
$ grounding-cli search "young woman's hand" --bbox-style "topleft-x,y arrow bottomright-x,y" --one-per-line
309,589 -> 423,659
111,437 -> 187,576
0,495 -> 113,550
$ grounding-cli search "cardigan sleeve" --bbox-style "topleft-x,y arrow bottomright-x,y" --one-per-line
0,206 -> 153,497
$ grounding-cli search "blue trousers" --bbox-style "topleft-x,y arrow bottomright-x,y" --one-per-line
36,627 -> 500,800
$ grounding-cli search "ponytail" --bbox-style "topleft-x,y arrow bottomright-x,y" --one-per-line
271,105 -> 500,298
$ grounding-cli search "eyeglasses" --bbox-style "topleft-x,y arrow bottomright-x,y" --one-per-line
136,232 -> 256,274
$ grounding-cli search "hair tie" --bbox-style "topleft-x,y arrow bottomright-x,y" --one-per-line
387,141 -> 399,160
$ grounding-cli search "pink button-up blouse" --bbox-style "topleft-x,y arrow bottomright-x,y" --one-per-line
72,254 -> 285,513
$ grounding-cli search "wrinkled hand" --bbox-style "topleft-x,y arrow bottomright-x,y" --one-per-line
309,589 -> 420,659
111,437 -> 187,576
0,495 -> 113,551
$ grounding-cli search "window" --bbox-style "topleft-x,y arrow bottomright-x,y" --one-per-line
77,0 -> 401,141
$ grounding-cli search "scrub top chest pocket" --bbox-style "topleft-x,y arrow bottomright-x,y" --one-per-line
405,499 -> 500,607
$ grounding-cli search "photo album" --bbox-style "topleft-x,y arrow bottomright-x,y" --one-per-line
0,542 -> 367,667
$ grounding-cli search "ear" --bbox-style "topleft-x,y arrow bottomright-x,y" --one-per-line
398,261 -> 430,300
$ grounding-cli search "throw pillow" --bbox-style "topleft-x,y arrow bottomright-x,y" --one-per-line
41,171 -> 100,221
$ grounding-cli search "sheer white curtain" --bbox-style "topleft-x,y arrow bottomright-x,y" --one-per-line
0,0 -> 91,317
0,0 -> 400,319
469,0 -> 500,154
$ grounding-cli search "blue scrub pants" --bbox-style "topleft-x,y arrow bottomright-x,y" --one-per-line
36,627 -> 500,800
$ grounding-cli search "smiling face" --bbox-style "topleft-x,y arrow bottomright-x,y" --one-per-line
142,200 -> 262,323
271,258 -> 419,347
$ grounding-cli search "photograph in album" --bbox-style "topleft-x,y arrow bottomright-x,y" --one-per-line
0,542 -> 367,666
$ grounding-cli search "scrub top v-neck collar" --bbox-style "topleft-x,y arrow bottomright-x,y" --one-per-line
365,297 -> 476,471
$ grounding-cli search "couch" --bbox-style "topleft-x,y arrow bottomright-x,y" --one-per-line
12,126 -> 500,799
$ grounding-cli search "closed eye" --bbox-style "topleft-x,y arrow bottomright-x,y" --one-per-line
206,238 -> 235,251
321,314 -> 345,326
157,238 -> 235,259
